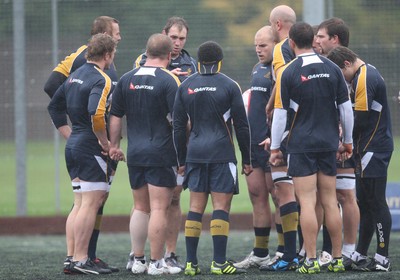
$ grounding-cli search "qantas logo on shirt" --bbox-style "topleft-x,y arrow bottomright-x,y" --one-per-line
129,82 -> 154,90
187,87 -> 217,94
301,73 -> 330,82
251,86 -> 268,92
68,78 -> 83,84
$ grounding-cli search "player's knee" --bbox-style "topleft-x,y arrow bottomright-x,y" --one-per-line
171,196 -> 181,207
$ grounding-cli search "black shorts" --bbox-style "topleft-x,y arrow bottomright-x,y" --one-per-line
251,144 -> 271,172
65,148 -> 111,183
128,165 -> 176,189
288,151 -> 337,177
183,162 -> 239,194
355,151 -> 392,178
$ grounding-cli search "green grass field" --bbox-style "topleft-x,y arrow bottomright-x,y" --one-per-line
1,230 -> 399,280
1,138 -> 400,217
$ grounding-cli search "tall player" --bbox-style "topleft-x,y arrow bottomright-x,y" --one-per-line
261,5 -> 299,272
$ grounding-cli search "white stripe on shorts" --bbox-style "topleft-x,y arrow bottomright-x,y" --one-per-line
173,166 -> 184,185
94,155 -> 107,175
361,152 -> 373,172
229,162 -> 237,185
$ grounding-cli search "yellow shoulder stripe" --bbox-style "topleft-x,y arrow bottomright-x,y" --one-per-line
53,45 -> 87,77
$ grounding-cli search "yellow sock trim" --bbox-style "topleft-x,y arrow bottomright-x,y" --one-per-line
281,211 -> 299,233
210,219 -> 229,236
254,235 -> 269,249
185,220 -> 202,237
94,214 -> 102,230
277,232 -> 284,246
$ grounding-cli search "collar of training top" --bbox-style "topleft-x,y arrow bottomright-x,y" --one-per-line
197,60 -> 222,75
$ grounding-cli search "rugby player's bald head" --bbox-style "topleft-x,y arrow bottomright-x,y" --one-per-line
146,33 -> 173,59
255,26 -> 274,41
270,5 -> 296,24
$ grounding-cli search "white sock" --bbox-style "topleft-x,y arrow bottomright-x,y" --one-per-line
374,253 -> 388,265
152,258 -> 164,268
305,257 -> 315,265
77,258 -> 88,266
298,248 -> 306,257
350,251 -> 366,262
342,243 -> 355,258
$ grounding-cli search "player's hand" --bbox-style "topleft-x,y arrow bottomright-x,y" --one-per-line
241,164 -> 253,176
177,165 -> 185,176
269,149 -> 284,166
337,142 -> 353,161
259,137 -> 271,151
109,147 -> 126,162
170,68 -> 189,77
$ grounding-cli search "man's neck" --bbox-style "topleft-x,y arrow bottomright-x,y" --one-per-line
171,53 -> 180,60
350,58 -> 366,79
87,60 -> 104,70
144,57 -> 169,68
279,30 -> 290,42
295,48 -> 314,56
353,58 -> 365,70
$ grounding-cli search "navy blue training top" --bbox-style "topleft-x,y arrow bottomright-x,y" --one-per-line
173,71 -> 251,166
48,62 -> 112,155
275,53 -> 349,153
110,66 -> 181,167
248,62 -> 273,144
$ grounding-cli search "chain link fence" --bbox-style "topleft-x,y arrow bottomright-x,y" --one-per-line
1,0 -> 399,215
1,0 -> 399,140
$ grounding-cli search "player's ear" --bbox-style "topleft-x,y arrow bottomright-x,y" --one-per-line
332,34 -> 340,44
288,38 -> 295,51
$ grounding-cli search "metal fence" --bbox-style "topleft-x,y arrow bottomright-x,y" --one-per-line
1,0 -> 400,140
1,0 -> 399,215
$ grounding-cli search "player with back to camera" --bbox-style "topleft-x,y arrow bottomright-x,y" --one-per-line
173,40 -> 252,276
270,22 -> 354,274
126,16 -> 196,271
108,33 -> 182,276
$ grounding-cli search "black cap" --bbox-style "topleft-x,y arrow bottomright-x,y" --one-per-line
197,41 -> 223,74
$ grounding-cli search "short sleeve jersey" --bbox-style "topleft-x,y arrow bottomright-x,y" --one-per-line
48,62 -> 112,155
173,72 -> 251,165
272,38 -> 295,81
248,62 -> 273,144
351,64 -> 393,153
53,45 -> 118,90
110,66 -> 181,167
274,53 -> 349,153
